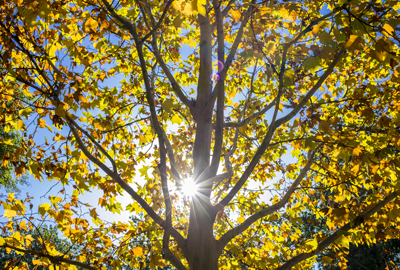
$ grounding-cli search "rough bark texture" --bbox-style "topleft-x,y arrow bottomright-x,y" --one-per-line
187,201 -> 219,270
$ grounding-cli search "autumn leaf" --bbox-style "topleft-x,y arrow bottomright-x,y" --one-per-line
3,209 -> 17,220
344,35 -> 364,51
132,246 -> 143,257
352,145 -> 362,156
196,0 -> 207,17
382,24 -> 394,36
173,16 -> 184,28
303,57 -> 321,73
304,239 -> 318,250
38,118 -> 46,128
237,217 -> 245,223
38,203 -> 51,216
84,17 -> 98,32
17,119 -> 25,130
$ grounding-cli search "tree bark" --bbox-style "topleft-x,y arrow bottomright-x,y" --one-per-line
187,200 -> 219,270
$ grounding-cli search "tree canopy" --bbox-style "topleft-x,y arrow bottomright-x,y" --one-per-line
0,84 -> 29,194
1,0 -> 400,269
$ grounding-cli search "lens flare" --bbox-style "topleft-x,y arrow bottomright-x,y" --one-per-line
209,60 -> 224,83
217,60 -> 224,72
181,177 -> 197,199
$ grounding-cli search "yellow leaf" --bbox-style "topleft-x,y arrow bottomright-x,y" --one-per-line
38,118 -> 46,128
162,99 -> 175,114
344,35 -> 364,51
326,220 -> 335,230
171,0 -> 183,15
305,239 -> 318,250
352,145 -> 362,156
231,10 -> 241,21
19,108 -> 33,118
90,208 -> 98,218
383,24 -> 394,36
20,220 -> 28,231
38,203 -> 51,216
182,2 -> 194,16
335,235 -> 350,249
197,0 -> 206,17
171,114 -> 182,125
237,217 -> 245,223
132,246 -> 143,256
17,120 -> 25,130
85,17 -> 98,32
50,196 -> 62,207
55,104 -> 66,118
0,139 -> 13,145
3,209 -> 17,220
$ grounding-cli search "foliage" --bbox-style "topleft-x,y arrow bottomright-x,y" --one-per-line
0,87 -> 29,194
0,223 -> 79,270
0,0 -> 400,269
0,127 -> 28,194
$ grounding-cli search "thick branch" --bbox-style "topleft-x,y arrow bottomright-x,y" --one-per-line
277,191 -> 399,270
163,247 -> 187,270
138,0 -> 173,45
275,48 -> 345,126
100,0 -> 187,254
217,152 -> 315,250
223,99 -> 276,128
1,244 -> 97,270
162,129 -> 183,190
67,117 -> 116,172
210,0 -> 226,176
216,3 -> 253,84
99,0 -> 193,109
214,47 -> 345,212
65,115 -> 185,250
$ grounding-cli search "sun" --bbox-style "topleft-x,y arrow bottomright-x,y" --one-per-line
181,177 -> 197,199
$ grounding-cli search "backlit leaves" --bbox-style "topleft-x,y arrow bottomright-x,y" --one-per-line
1,0 -> 400,269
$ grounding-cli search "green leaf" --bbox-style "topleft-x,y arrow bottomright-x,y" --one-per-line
240,50 -> 254,61
303,57 -> 321,73
162,99 -> 175,114
139,166 -> 149,178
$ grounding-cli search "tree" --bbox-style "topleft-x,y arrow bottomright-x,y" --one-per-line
0,224 -> 80,270
0,0 -> 400,269
0,84 -> 29,194
0,126 -> 28,194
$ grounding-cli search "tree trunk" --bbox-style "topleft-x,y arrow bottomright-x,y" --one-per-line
187,200 -> 219,270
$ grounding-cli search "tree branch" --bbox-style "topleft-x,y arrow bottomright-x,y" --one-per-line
65,114 -> 186,251
217,151 -> 316,250
275,47 -> 345,126
210,0 -> 237,32
210,0 -> 226,176
214,47 -> 344,213
162,128 -> 183,190
138,0 -> 173,45
276,191 -> 400,270
67,116 -> 116,172
215,2 -> 253,88
223,99 -> 276,128
99,0 -> 193,109
0,244 -> 97,270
